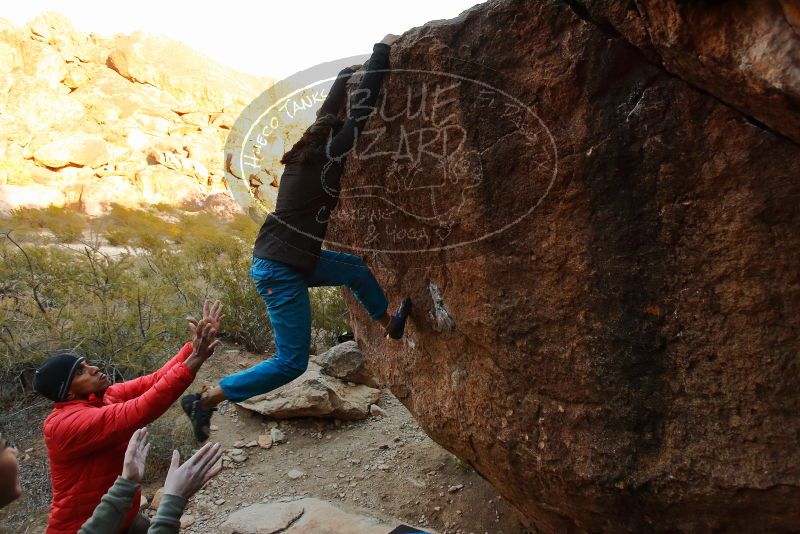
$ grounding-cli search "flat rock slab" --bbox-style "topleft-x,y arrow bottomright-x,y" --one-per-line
237,361 -> 380,420
220,498 -> 436,534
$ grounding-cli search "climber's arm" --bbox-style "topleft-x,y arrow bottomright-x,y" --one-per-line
325,37 -> 396,160
317,66 -> 358,118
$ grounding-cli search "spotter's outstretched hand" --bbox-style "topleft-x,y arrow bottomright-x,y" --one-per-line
187,299 -> 224,333
163,442 -> 223,499
121,428 -> 150,483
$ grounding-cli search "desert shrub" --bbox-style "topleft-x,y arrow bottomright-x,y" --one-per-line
226,213 -> 260,241
0,233 -> 191,386
199,246 -> 274,353
10,205 -> 87,243
96,205 -> 181,249
140,210 -> 273,353
310,286 -> 350,352
2,214 -> 238,383
0,205 -> 353,388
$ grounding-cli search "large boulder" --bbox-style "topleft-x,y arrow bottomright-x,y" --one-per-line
26,12 -> 75,44
32,134 -> 109,168
3,77 -> 86,132
329,0 -> 800,532
237,361 -> 380,420
19,38 -> 66,89
69,66 -> 182,123
132,166 -> 207,206
26,12 -> 107,64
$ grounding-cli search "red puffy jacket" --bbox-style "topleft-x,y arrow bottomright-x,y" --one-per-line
42,342 -> 196,534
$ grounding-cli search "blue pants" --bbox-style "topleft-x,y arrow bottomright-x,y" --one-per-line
218,249 -> 389,401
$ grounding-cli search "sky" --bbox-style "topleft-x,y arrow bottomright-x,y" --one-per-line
3,0 -> 482,79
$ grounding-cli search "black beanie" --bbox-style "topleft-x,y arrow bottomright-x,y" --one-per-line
32,353 -> 86,402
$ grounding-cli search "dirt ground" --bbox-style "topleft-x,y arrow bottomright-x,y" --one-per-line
0,343 -> 530,534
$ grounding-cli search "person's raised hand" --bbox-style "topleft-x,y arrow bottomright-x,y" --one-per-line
183,318 -> 221,374
187,299 -> 224,334
380,34 -> 400,46
189,316 -> 221,361
162,442 -> 223,499
121,428 -> 150,483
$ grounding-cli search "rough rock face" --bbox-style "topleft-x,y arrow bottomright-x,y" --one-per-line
0,12 -> 271,215
329,0 -> 800,531
570,0 -> 800,144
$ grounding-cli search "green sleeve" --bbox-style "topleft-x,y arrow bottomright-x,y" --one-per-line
77,477 -> 139,534
147,493 -> 188,534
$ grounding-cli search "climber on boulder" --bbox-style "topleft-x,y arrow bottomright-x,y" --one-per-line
181,34 -> 413,442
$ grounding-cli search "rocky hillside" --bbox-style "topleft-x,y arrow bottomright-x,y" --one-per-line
330,0 -> 800,532
0,12 -> 272,215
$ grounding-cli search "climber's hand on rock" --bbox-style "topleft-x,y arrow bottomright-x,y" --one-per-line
380,34 -> 400,46
163,442 -> 222,499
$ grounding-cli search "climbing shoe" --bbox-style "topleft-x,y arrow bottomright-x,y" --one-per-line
385,297 -> 413,340
180,393 -> 215,442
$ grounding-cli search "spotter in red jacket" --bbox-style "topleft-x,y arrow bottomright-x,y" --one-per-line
42,342 -> 195,534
